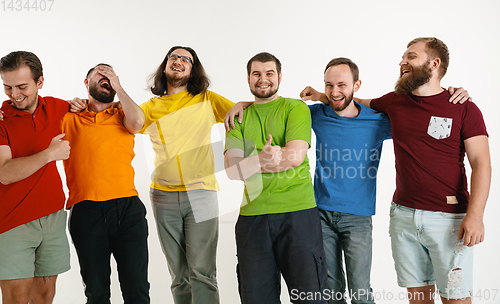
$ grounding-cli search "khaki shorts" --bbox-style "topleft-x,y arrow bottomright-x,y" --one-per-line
0,209 -> 70,280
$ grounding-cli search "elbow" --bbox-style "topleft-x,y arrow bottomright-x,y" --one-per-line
225,168 -> 243,181
288,157 -> 305,169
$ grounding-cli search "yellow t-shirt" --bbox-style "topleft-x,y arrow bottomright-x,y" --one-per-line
140,90 -> 234,192
62,106 -> 138,208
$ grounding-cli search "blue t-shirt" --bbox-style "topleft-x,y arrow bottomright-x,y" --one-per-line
310,102 -> 392,216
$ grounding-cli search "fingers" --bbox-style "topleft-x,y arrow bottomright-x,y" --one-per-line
265,134 -> 273,146
224,117 -> 230,132
238,109 -> 243,124
300,86 -> 315,101
95,65 -> 116,77
70,97 -> 88,112
448,87 -> 471,104
53,133 -> 66,141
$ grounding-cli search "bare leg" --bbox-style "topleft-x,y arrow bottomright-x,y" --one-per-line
0,277 -> 34,304
30,275 -> 58,304
407,285 -> 435,304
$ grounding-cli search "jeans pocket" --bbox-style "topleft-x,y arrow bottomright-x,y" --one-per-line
389,202 -> 398,217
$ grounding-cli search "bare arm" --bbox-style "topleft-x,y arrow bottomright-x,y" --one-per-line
260,139 -> 308,173
95,66 -> 145,134
0,134 -> 70,185
224,101 -> 254,131
300,86 -> 328,104
459,135 -> 491,247
225,134 -> 282,181
353,97 -> 373,108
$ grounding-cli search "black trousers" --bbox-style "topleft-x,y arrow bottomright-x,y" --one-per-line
69,196 -> 150,304
236,207 -> 328,304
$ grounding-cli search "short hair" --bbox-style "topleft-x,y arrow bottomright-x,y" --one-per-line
246,52 -> 282,76
408,37 -> 449,79
324,57 -> 359,83
86,63 -> 113,78
150,46 -> 210,96
0,51 -> 43,83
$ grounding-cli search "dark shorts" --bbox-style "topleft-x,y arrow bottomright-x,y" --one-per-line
236,207 -> 328,304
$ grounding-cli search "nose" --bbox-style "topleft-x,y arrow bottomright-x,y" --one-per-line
11,87 -> 22,98
399,58 -> 407,67
332,86 -> 342,96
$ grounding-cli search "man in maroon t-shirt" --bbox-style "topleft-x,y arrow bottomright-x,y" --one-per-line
363,38 -> 490,303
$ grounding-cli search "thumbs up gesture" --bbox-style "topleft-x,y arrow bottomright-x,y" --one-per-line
259,134 -> 282,167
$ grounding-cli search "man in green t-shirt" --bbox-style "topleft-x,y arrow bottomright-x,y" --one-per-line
224,52 -> 328,304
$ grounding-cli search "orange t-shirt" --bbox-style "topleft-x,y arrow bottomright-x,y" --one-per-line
61,106 -> 138,209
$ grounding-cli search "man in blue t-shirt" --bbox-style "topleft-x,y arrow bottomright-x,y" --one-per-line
307,58 -> 391,304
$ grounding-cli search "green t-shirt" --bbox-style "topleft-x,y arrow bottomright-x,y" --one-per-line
225,97 -> 316,215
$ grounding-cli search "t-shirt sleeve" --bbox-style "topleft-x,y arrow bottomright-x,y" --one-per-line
370,92 -> 394,114
225,121 -> 244,152
0,125 -> 8,146
52,97 -> 71,120
139,101 -> 152,134
208,91 -> 235,123
285,101 -> 312,146
382,114 -> 392,140
461,102 -> 488,140
308,104 -> 320,129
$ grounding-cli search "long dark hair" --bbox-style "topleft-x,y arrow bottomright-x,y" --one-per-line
150,46 -> 210,96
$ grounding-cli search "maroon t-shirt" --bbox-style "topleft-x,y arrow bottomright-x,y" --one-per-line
371,90 -> 488,213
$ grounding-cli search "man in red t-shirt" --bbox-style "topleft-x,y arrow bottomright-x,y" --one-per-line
0,51 -> 73,304
361,38 -> 490,303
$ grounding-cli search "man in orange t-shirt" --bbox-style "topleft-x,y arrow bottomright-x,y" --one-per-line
61,64 -> 149,304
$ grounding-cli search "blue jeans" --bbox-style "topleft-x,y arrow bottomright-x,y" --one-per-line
319,210 -> 375,304
389,203 -> 473,299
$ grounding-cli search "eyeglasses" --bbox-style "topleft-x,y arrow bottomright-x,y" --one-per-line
168,54 -> 193,64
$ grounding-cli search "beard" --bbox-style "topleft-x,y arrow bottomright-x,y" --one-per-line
395,60 -> 432,95
166,74 -> 190,88
89,80 -> 116,103
328,90 -> 354,112
250,84 -> 279,99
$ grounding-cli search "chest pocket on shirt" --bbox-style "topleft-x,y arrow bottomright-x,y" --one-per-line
427,116 -> 453,140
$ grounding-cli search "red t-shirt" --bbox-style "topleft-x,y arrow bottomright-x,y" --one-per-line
370,90 -> 488,213
0,96 -> 69,233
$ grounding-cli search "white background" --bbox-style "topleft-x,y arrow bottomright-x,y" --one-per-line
1,0 -> 499,303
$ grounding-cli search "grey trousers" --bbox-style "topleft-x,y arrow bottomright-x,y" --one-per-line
150,188 -> 219,304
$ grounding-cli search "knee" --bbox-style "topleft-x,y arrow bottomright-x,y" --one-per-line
32,287 -> 56,303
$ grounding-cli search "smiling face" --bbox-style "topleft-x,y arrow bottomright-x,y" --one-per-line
324,64 -> 360,114
395,42 -> 435,94
86,67 -> 116,103
248,61 -> 281,102
164,48 -> 193,88
1,65 -> 43,113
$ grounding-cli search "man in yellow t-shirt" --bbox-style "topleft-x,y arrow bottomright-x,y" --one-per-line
62,64 -> 149,304
140,46 -> 234,304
